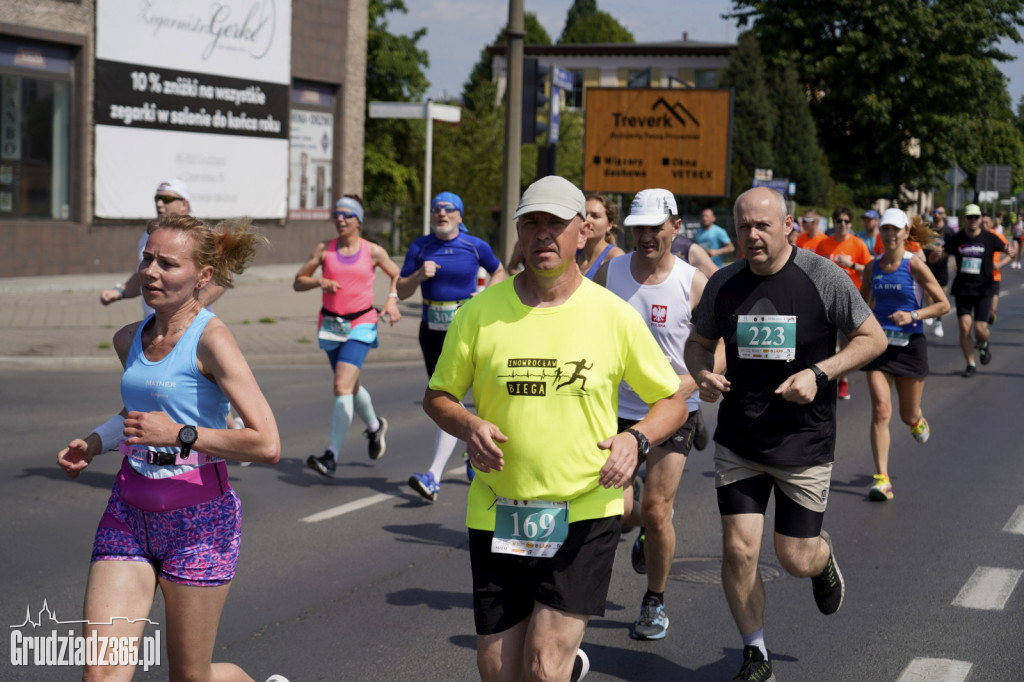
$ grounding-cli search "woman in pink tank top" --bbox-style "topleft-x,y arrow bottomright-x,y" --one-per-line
293,195 -> 403,477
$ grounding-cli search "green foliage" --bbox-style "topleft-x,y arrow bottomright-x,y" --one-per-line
555,109 -> 585,187
719,32 -> 775,201
561,0 -> 599,40
432,81 -> 507,246
728,0 -> 1024,201
364,0 -> 430,207
767,61 -> 830,205
559,11 -> 635,44
462,13 -> 552,109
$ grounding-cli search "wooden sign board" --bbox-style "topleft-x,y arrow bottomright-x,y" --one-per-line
583,88 -> 732,196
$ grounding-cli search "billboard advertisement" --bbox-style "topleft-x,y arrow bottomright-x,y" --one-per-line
94,0 -> 291,219
583,88 -> 732,197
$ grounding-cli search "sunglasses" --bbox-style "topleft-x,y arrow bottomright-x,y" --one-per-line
965,215 -> 981,219
836,219 -> 852,224
333,211 -> 358,220
430,204 -> 459,214
154,195 -> 184,204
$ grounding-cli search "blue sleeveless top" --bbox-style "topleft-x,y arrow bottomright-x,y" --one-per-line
121,308 -> 228,478
870,253 -> 923,336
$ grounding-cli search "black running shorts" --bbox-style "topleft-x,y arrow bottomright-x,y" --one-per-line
469,515 -> 621,635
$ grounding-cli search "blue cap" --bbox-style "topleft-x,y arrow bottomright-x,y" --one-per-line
334,196 -> 364,223
862,209 -> 880,220
431,192 -> 464,215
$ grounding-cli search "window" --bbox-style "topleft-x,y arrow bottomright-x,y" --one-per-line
695,70 -> 718,89
0,38 -> 73,219
565,70 -> 584,109
627,69 -> 651,88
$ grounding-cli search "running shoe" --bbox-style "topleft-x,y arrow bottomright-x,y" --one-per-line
364,417 -> 388,460
923,317 -> 934,327
630,600 -> 669,640
408,471 -> 440,502
693,407 -> 710,451
265,676 -> 290,682
963,363 -> 977,378
731,646 -> 775,681
837,378 -> 851,400
811,530 -> 845,615
631,528 -> 647,575
570,649 -> 590,682
933,322 -> 944,338
464,452 -> 475,482
869,474 -> 894,501
911,417 -> 930,444
978,343 -> 992,365
306,451 -> 336,478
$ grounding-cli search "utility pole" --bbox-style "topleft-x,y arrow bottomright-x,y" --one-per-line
499,0 -> 524,266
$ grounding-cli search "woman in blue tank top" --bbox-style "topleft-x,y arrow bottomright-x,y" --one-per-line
57,215 -> 282,680
858,209 -> 949,502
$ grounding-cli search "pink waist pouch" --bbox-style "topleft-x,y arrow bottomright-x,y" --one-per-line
116,457 -> 231,512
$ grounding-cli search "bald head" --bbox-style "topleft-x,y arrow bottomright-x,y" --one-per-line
734,187 -> 787,225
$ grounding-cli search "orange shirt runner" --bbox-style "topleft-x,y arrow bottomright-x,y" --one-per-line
815,236 -> 872,289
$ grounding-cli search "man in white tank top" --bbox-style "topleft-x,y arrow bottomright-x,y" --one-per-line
595,188 -> 724,642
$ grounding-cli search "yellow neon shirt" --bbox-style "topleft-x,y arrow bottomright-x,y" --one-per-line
428,277 -> 680,530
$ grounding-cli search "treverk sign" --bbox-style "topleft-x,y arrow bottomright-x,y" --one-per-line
584,88 -> 732,196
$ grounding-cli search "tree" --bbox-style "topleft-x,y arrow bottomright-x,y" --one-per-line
461,13 -> 552,109
768,61 -> 830,206
559,12 -> 634,44
364,0 -> 430,209
718,31 -> 775,201
728,0 -> 1024,202
560,0 -> 598,41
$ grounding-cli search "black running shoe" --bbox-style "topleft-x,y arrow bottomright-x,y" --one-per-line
631,529 -> 647,575
978,343 -> 992,365
365,417 -> 388,460
307,451 -> 336,478
811,530 -> 845,615
732,646 -> 775,681
963,364 -> 977,378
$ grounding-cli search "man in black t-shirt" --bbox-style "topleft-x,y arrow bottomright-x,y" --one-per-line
684,187 -> 886,681
947,203 -> 1015,376
923,205 -> 956,338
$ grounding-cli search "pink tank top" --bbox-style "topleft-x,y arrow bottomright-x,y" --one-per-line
321,238 -> 378,327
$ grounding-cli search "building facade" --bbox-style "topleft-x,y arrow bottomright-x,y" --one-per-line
1,0 -> 367,277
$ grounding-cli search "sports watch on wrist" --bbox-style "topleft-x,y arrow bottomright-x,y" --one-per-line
177,424 -> 199,459
810,365 -> 829,390
910,310 -> 920,322
626,428 -> 650,458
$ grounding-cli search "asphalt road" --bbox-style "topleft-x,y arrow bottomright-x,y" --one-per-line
3,288 -> 1024,681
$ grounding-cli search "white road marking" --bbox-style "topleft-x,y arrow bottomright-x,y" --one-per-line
896,658 -> 971,682
301,493 -> 396,523
952,566 -> 1023,610
1003,505 -> 1024,535
300,464 -> 468,523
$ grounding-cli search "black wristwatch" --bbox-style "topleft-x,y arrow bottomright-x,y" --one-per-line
809,365 -> 829,390
626,428 -> 650,458
178,424 -> 199,459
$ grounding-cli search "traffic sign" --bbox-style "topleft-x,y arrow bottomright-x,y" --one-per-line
583,88 -> 732,196
977,164 -> 1012,193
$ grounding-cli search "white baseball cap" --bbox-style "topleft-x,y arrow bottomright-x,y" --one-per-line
155,178 -> 191,204
880,207 -> 908,229
623,189 -> 678,227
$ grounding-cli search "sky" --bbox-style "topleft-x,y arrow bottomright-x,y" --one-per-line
386,0 -> 1024,108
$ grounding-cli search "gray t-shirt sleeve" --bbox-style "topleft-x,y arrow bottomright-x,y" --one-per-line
794,248 -> 873,335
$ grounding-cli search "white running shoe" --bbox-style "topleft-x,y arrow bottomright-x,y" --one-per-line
933,323 -> 944,338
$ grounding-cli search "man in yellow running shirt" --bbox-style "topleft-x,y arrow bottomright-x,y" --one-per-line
425,176 -> 685,682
